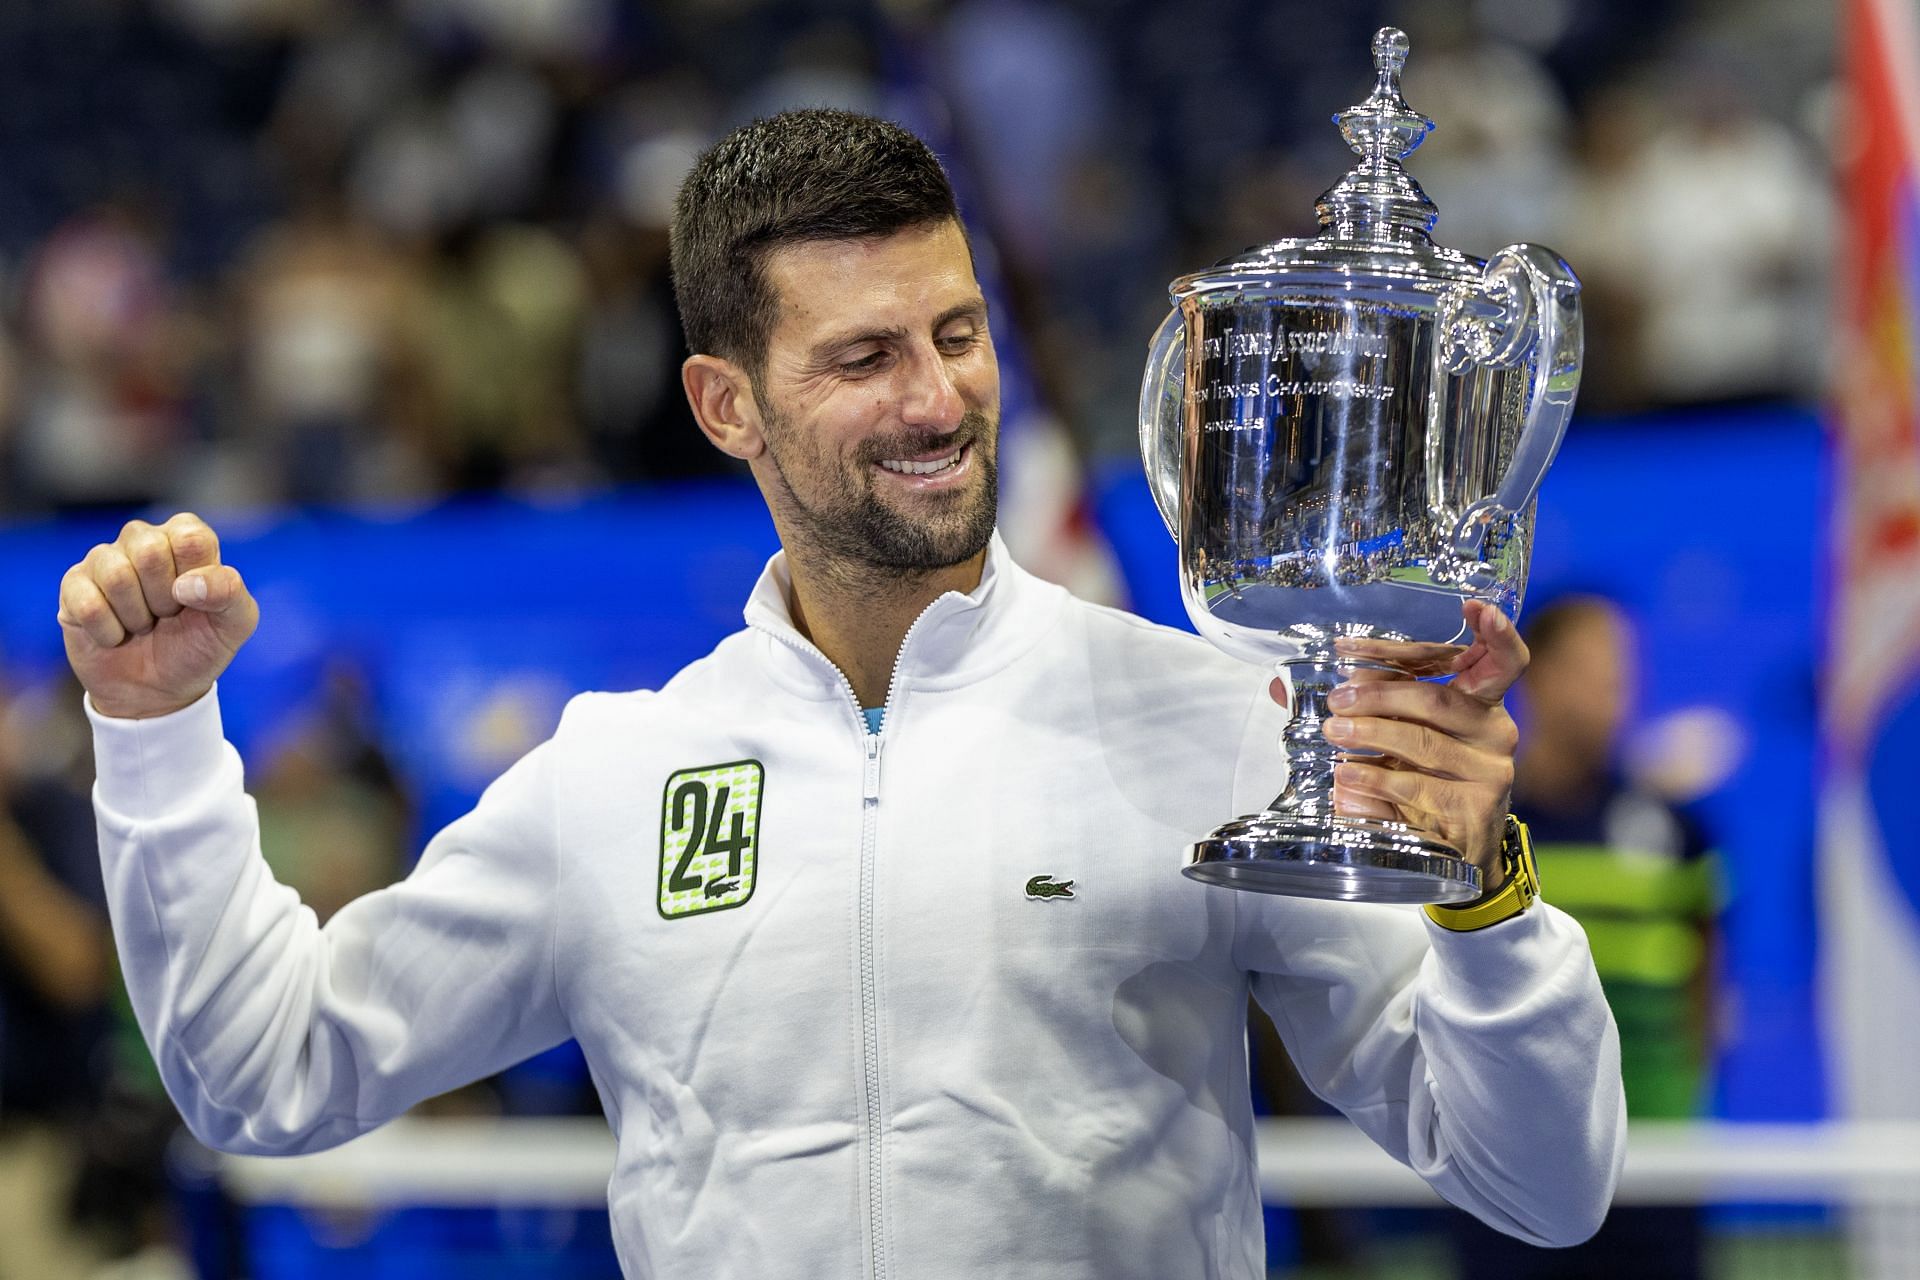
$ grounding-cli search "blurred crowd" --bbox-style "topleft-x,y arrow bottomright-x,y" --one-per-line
0,0 -> 1833,515
0,663 -> 413,1278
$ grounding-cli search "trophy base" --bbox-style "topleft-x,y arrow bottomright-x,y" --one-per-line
1183,813 -> 1482,905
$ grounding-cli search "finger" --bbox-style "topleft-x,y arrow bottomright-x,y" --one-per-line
58,567 -> 128,649
1331,784 -> 1400,822
1452,600 -> 1529,703
120,521 -> 183,621
1335,635 -> 1468,678
1335,761 -> 1445,827
1323,711 -> 1508,783
1326,678 -> 1520,752
1337,760 -> 1509,864
84,543 -> 155,637
1268,676 -> 1289,710
173,564 -> 246,615
1336,663 -> 1413,685
163,512 -> 221,573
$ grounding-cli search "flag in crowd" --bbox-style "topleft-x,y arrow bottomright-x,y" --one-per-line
1820,2 -> 1920,1272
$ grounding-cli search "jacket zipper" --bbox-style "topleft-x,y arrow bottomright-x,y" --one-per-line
853,608 -> 937,1280
760,606 -> 939,1280
858,729 -> 886,1280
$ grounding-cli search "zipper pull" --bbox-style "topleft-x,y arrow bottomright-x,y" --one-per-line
863,734 -> 883,802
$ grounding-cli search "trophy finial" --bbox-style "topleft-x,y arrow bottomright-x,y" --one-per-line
1337,27 -> 1431,165
1317,27 -> 1440,243
1374,26 -> 1410,78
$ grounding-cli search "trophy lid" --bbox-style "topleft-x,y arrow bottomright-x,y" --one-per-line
1172,27 -> 1478,302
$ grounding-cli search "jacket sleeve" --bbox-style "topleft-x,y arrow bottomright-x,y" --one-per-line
1226,688 -> 1626,1247
88,686 -> 571,1156
1237,898 -> 1626,1246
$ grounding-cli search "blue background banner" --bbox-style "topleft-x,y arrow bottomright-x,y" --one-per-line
4,405 -> 1824,1122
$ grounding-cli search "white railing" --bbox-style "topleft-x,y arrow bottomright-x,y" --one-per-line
218,1117 -> 1920,1210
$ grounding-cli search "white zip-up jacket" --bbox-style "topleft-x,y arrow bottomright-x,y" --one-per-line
89,535 -> 1625,1279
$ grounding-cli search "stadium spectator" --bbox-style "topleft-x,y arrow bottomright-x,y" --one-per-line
0,674 -> 116,1277
1450,594 -> 1722,1279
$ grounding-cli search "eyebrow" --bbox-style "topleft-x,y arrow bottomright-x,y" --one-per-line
806,298 -> 990,364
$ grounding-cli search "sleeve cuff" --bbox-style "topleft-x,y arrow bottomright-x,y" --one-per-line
87,685 -> 234,821
1421,904 -> 1561,1015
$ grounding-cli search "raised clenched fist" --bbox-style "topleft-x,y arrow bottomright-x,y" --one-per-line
57,514 -> 259,720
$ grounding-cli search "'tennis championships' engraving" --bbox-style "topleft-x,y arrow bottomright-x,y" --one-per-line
1204,376 -> 1395,406
1197,319 -> 1395,430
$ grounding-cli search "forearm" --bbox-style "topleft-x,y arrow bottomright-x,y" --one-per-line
1249,899 -> 1624,1248
1408,904 -> 1627,1245
89,687 -> 569,1156
90,688 -> 370,1152
0,813 -> 111,1008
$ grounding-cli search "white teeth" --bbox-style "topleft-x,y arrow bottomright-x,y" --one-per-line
879,450 -> 961,476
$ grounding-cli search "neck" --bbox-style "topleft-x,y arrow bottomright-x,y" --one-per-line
784,542 -> 987,708
1514,735 -> 1608,810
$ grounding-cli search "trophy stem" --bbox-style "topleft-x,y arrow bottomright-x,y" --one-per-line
1271,659 -> 1353,819
1179,650 -> 1484,904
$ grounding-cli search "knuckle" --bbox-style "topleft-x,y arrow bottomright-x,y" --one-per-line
96,560 -> 139,597
127,532 -> 171,573
117,518 -> 153,544
171,527 -> 213,562
167,510 -> 217,547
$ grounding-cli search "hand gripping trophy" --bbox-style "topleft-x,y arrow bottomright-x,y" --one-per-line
1139,28 -> 1583,904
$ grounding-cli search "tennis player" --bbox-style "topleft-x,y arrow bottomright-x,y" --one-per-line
58,109 -> 1624,1277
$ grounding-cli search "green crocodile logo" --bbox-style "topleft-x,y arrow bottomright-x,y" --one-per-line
1025,875 -> 1076,901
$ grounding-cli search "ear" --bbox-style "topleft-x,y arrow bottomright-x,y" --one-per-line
683,356 -> 767,461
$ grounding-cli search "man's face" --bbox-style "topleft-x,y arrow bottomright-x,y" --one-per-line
1528,604 -> 1633,762
750,220 -> 1001,573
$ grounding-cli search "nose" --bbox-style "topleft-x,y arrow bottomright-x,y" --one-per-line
899,345 -> 965,431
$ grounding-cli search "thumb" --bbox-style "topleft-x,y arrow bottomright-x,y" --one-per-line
171,565 -> 247,616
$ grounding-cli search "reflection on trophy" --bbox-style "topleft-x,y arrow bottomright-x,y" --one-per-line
1139,27 -> 1584,904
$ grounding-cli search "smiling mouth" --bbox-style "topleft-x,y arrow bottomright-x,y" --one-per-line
876,443 -> 967,477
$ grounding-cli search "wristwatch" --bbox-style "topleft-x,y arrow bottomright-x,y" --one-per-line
1424,815 -> 1539,932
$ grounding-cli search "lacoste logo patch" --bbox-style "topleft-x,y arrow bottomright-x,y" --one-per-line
659,760 -> 763,919
1025,875 -> 1075,901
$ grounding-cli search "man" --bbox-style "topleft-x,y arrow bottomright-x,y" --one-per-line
58,109 -> 1624,1277
0,687 -> 118,1279
1452,594 -> 1719,1280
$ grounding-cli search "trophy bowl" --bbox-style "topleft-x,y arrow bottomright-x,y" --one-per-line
1139,27 -> 1583,904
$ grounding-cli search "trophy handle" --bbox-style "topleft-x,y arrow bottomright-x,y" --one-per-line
1138,307 -> 1187,539
1438,244 -> 1583,558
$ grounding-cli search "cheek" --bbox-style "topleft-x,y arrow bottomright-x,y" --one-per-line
964,354 -> 1002,408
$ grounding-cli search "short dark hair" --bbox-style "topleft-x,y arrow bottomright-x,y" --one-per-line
669,108 -> 962,379
1522,592 -> 1622,663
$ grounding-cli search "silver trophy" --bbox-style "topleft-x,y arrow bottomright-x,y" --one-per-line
1139,27 -> 1582,904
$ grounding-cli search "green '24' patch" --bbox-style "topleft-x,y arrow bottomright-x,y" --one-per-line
658,761 -> 763,919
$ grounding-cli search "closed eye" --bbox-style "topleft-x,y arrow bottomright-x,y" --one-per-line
839,349 -> 892,375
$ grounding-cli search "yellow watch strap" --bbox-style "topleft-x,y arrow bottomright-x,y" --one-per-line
1424,817 -> 1539,932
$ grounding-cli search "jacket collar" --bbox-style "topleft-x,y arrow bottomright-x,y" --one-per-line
743,531 -> 1065,703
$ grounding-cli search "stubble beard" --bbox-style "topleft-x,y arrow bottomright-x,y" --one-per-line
762,405 -> 1000,577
